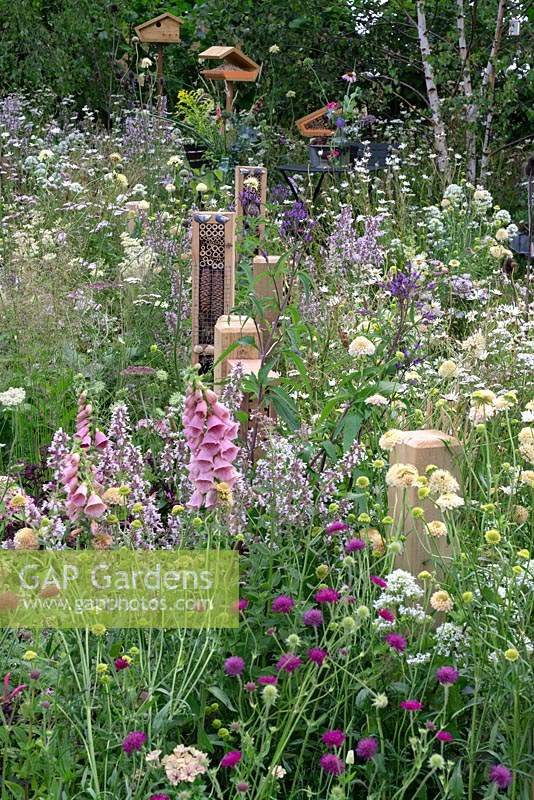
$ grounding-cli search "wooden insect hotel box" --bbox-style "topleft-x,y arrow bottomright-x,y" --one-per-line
296,107 -> 335,138
199,46 -> 260,83
134,12 -> 182,43
191,212 -> 236,371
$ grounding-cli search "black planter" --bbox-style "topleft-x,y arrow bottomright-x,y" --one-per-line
183,143 -> 210,169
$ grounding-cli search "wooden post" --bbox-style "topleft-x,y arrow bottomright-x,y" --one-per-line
191,212 -> 236,371
225,80 -> 235,113
213,315 -> 259,387
156,44 -> 164,103
387,430 -> 461,576
235,166 -> 267,239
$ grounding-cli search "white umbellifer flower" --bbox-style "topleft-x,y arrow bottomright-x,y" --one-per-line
167,155 -> 183,167
406,651 -> 432,665
0,387 -> 26,408
438,360 -> 458,379
365,393 -> 388,406
137,200 -> 150,211
495,227 -> 509,242
38,149 -> 53,161
269,44 -> 280,54
520,470 -> 534,487
494,208 -> 511,225
379,429 -> 405,451
348,336 -> 376,356
473,186 -> 493,211
434,622 -> 470,662
435,492 -> 465,511
386,463 -> 419,487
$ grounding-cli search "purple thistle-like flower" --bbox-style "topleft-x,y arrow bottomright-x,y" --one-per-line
314,588 -> 340,604
436,666 -> 459,686
378,608 -> 395,622
345,537 -> 366,552
150,795 -> 171,800
220,750 -> 242,768
308,647 -> 328,665
371,576 -> 387,589
303,608 -> 324,627
224,656 -> 245,677
322,729 -> 346,748
122,730 -> 147,754
489,764 -> 513,790
276,653 -> 302,673
272,595 -> 295,613
436,730 -> 454,743
320,753 -> 345,775
356,737 -> 378,760
400,700 -> 423,711
385,633 -> 407,652
326,520 -> 349,535
257,675 -> 278,685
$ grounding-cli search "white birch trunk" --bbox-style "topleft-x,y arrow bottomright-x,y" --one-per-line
480,0 -> 507,179
416,0 -> 450,176
457,0 -> 478,183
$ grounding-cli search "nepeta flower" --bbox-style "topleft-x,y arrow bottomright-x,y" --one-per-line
436,666 -> 459,685
224,656 -> 245,676
314,588 -> 340,604
356,737 -> 378,760
272,595 -> 295,613
122,730 -> 147,754
320,753 -> 345,775
322,729 -> 346,748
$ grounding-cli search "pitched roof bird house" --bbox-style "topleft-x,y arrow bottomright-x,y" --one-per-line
199,46 -> 260,111
134,12 -> 183,43
199,46 -> 260,83
296,106 -> 335,138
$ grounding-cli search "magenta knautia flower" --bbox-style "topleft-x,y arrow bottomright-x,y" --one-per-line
320,753 -> 345,775
371,576 -> 387,588
276,653 -> 302,673
385,633 -> 407,652
257,675 -> 278,685
436,730 -> 454,743
345,538 -> 366,552
245,681 -> 256,692
356,737 -> 378,760
220,750 -> 242,768
400,700 -> 423,711
308,647 -> 328,665
303,608 -> 323,626
322,729 -> 346,748
238,599 -> 249,611
378,608 -> 395,622
183,382 -> 239,509
436,666 -> 459,685
489,764 -> 513,790
114,657 -> 131,671
122,730 -> 147,754
272,595 -> 295,613
314,588 -> 340,604
150,795 -> 171,800
224,656 -> 245,677
326,520 -> 349,535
